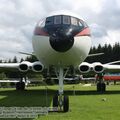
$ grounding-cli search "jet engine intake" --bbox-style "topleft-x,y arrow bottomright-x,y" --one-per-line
19,61 -> 31,72
32,61 -> 44,72
93,63 -> 104,73
79,62 -> 91,73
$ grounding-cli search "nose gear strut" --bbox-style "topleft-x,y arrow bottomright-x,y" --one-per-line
52,67 -> 69,112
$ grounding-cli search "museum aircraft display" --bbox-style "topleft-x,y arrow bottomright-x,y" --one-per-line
0,11 -> 120,112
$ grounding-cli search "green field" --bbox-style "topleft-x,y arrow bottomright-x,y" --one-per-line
0,84 -> 120,120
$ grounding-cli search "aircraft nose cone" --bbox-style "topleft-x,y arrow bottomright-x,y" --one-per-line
49,36 -> 74,52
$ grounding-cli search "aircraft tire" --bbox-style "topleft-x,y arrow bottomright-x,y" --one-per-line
16,82 -> 25,90
20,82 -> 25,90
97,83 -> 101,92
63,96 -> 69,112
101,83 -> 106,92
16,82 -> 21,90
53,94 -> 58,108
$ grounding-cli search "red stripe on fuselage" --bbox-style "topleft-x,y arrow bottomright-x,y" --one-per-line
76,27 -> 91,37
34,27 -> 49,36
34,27 -> 91,37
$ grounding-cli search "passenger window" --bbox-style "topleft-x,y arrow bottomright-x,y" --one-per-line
54,16 -> 61,24
63,16 -> 70,24
46,17 -> 54,25
71,17 -> 78,26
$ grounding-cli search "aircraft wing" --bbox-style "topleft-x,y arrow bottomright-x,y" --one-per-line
19,51 -> 35,56
79,61 -> 120,74
0,63 -> 20,72
0,61 -> 44,73
103,64 -> 120,73
88,53 -> 104,57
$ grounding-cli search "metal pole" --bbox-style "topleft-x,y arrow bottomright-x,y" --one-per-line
59,67 -> 64,95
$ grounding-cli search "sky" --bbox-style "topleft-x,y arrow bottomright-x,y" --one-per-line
0,0 -> 120,60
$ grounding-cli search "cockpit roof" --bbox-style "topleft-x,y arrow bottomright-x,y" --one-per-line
45,15 -> 88,28
47,10 -> 83,20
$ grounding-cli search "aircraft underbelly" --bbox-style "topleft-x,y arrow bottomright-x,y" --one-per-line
32,35 -> 91,67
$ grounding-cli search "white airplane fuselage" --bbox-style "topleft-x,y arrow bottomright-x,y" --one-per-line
32,13 -> 91,67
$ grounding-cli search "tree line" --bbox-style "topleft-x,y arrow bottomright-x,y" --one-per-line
85,42 -> 120,64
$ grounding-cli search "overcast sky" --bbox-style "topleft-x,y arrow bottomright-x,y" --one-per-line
0,0 -> 120,60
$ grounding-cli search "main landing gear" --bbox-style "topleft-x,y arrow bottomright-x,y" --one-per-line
96,73 -> 106,92
97,82 -> 106,92
16,77 -> 26,90
52,67 -> 69,112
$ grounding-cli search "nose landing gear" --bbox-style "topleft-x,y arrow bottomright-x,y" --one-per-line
53,94 -> 69,112
52,67 -> 69,112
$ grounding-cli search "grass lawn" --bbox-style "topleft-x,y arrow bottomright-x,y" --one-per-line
0,84 -> 120,120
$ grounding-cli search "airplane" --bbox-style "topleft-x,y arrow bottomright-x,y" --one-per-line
0,11 -> 120,112
103,73 -> 120,81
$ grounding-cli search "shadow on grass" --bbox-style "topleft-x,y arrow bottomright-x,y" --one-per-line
0,88 -> 57,120
64,90 -> 120,96
0,88 -> 120,106
0,89 -> 57,107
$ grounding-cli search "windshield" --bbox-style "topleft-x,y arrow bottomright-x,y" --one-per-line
46,16 -> 54,25
45,15 -> 86,27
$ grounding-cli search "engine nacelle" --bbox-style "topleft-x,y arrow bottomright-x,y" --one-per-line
32,61 -> 44,72
79,62 -> 92,73
93,62 -> 104,73
19,61 -> 31,72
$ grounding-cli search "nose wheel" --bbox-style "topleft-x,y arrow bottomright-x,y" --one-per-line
53,94 -> 69,112
63,95 -> 69,112
53,94 -> 58,107
52,67 -> 69,112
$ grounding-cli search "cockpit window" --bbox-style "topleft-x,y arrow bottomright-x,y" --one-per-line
63,16 -> 70,24
46,17 -> 54,25
80,20 -> 88,28
71,17 -> 78,26
78,20 -> 83,27
83,21 -> 88,28
54,16 -> 61,24
78,21 -> 83,27
38,19 -> 45,27
45,15 -> 87,28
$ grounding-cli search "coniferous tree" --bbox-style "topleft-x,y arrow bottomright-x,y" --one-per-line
86,42 -> 120,64
12,56 -> 18,63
